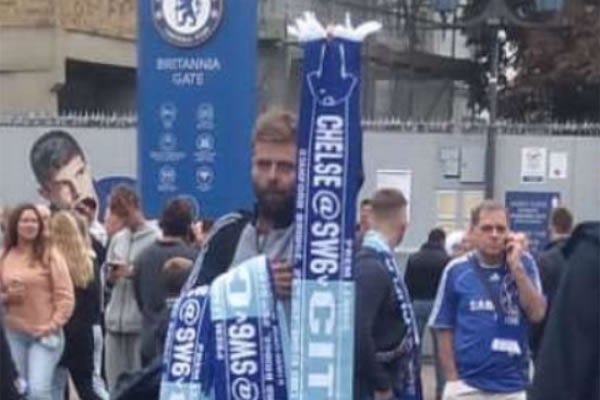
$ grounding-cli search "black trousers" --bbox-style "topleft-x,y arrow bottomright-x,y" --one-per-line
60,325 -> 102,400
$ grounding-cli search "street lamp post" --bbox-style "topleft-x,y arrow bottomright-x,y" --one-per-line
485,27 -> 500,198
432,0 -> 564,198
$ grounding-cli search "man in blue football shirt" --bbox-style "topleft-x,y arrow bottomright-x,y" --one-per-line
429,200 -> 546,400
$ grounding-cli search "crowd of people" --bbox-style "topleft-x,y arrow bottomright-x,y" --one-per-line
0,108 -> 598,400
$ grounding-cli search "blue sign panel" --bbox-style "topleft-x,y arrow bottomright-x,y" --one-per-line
138,0 -> 256,218
506,191 -> 561,254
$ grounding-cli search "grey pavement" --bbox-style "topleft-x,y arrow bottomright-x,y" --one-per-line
422,361 -> 439,400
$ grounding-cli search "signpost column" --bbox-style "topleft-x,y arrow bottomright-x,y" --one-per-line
138,0 -> 257,218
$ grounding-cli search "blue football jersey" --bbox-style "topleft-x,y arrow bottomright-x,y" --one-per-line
428,251 -> 543,393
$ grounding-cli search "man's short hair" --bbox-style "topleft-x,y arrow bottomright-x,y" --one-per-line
470,200 -> 508,227
109,184 -> 140,215
162,257 -> 193,297
360,198 -> 372,208
159,197 -> 195,238
428,228 -> 446,244
371,189 -> 407,220
252,108 -> 296,147
30,130 -> 85,186
550,207 -> 573,234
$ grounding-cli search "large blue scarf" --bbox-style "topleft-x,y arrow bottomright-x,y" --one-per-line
160,256 -> 288,400
362,231 -> 423,400
288,29 -> 366,400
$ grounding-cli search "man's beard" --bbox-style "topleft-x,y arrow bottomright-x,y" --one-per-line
253,184 -> 294,223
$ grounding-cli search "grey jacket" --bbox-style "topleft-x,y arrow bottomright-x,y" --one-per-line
105,222 -> 160,334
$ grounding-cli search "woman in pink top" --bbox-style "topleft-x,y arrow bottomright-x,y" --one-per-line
0,203 -> 74,400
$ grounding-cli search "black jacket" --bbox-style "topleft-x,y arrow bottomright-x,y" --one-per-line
530,237 -> 569,357
537,237 -> 569,305
531,222 -> 599,400
189,207 -> 294,288
354,247 -> 407,398
405,242 -> 450,301
190,212 -> 250,287
132,240 -> 198,352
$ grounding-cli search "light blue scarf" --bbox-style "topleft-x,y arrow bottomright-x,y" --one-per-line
362,231 -> 423,400
160,256 -> 288,400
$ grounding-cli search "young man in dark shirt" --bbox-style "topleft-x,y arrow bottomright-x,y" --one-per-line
530,207 -> 573,358
355,189 -> 421,400
405,228 -> 450,400
132,197 -> 199,367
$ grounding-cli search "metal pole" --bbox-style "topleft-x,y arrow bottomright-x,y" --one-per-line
484,27 -> 500,199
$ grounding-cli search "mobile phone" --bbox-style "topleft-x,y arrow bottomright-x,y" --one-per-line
107,261 -> 127,271
504,236 -> 517,257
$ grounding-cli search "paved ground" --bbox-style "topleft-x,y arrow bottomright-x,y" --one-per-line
68,362 -> 441,400
422,361 -> 440,400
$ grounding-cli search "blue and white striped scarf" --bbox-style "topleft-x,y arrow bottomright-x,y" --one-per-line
287,13 -> 380,400
160,256 -> 288,400
362,231 -> 423,400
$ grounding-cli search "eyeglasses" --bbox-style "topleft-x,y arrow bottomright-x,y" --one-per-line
479,224 -> 507,234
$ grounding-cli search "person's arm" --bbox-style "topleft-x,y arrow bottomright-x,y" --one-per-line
42,250 -> 75,336
507,236 -> 546,322
429,262 -> 460,380
437,329 -> 459,381
131,254 -> 145,311
0,252 -> 8,305
512,265 -> 546,322
355,256 -> 396,393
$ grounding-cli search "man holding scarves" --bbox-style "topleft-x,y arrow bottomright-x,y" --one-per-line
159,13 -> 421,400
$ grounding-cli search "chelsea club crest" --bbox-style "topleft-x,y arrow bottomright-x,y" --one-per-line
152,0 -> 223,47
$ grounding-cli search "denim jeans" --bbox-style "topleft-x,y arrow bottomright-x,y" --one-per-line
5,328 -> 64,400
52,367 -> 68,400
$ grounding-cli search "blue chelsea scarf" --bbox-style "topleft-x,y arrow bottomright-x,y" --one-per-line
288,13 -> 381,400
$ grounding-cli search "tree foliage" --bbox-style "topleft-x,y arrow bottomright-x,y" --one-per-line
465,0 -> 600,121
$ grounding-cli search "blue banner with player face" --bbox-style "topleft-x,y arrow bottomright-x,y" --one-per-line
287,14 -> 380,400
138,0 -> 256,218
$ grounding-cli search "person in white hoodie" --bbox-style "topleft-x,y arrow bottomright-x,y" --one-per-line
103,185 -> 160,392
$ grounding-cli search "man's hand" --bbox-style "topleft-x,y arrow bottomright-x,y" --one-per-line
506,232 -> 525,276
374,388 -> 394,400
190,221 -> 206,247
271,260 -> 293,300
4,279 -> 25,305
505,232 -> 547,322
106,262 -> 131,284
31,324 -> 53,338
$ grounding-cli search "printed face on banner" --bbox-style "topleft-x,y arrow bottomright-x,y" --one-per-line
28,129 -> 136,229
44,156 -> 97,210
152,0 -> 224,47
30,131 -> 98,212
252,141 -> 297,217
